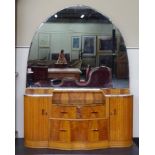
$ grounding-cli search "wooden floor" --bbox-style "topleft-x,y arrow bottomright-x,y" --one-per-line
15,138 -> 139,155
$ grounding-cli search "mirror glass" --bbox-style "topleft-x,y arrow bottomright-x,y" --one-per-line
27,6 -> 129,88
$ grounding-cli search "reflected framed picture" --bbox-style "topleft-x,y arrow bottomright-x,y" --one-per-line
82,36 -> 96,56
97,36 -> 114,52
39,33 -> 50,47
71,36 -> 81,50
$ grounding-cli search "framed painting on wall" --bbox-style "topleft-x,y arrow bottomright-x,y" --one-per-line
82,35 -> 96,56
71,36 -> 81,50
97,36 -> 114,52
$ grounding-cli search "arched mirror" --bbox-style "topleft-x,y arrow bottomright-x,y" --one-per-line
26,5 -> 129,88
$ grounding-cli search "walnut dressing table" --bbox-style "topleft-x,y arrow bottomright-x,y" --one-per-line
24,88 -> 133,150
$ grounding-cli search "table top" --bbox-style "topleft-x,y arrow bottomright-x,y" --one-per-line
27,68 -> 82,74
48,68 -> 82,73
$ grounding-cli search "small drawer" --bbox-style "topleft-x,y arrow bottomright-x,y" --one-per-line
50,105 -> 76,118
80,105 -> 106,118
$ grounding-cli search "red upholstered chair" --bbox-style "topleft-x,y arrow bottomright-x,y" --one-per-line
51,66 -> 113,88
76,66 -> 113,88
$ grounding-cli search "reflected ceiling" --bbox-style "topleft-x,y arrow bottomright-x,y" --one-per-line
46,6 -> 111,23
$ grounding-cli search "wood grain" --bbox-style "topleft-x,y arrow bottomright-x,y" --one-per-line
24,95 -> 52,147
52,91 -> 105,105
24,88 -> 133,149
109,95 -> 133,147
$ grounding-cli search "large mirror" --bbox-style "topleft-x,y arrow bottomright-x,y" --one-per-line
27,6 -> 129,88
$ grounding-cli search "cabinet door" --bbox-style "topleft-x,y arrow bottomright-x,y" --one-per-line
109,96 -> 133,146
24,96 -> 51,147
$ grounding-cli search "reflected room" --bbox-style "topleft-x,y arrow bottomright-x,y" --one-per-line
27,6 -> 129,88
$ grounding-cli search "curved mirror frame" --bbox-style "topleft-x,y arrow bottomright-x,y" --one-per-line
26,5 -> 129,88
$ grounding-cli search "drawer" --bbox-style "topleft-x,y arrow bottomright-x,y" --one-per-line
79,105 -> 106,118
50,105 -> 76,118
88,119 -> 108,142
49,119 -> 71,142
49,119 -> 108,143
70,119 -> 108,142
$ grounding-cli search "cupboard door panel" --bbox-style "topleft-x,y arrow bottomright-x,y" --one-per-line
109,96 -> 133,142
24,96 -> 51,142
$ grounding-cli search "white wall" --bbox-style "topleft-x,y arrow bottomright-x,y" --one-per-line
16,0 -> 138,47
16,47 -> 29,138
127,48 -> 139,137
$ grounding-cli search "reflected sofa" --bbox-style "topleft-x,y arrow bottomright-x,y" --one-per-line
51,66 -> 113,88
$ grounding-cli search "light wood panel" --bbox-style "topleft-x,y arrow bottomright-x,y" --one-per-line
109,95 -> 133,147
24,95 -> 52,147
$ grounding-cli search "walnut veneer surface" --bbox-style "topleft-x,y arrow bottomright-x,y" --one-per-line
24,88 -> 133,150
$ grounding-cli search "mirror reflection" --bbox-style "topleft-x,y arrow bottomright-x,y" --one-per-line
27,6 -> 129,88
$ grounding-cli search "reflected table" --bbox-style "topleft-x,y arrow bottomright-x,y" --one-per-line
48,68 -> 82,81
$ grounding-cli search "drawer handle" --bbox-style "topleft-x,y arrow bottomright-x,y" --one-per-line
42,109 -> 48,115
114,109 -> 117,115
42,109 -> 44,115
59,129 -> 67,132
92,129 -> 99,131
110,109 -> 117,116
60,111 -> 68,114
91,111 -> 98,114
